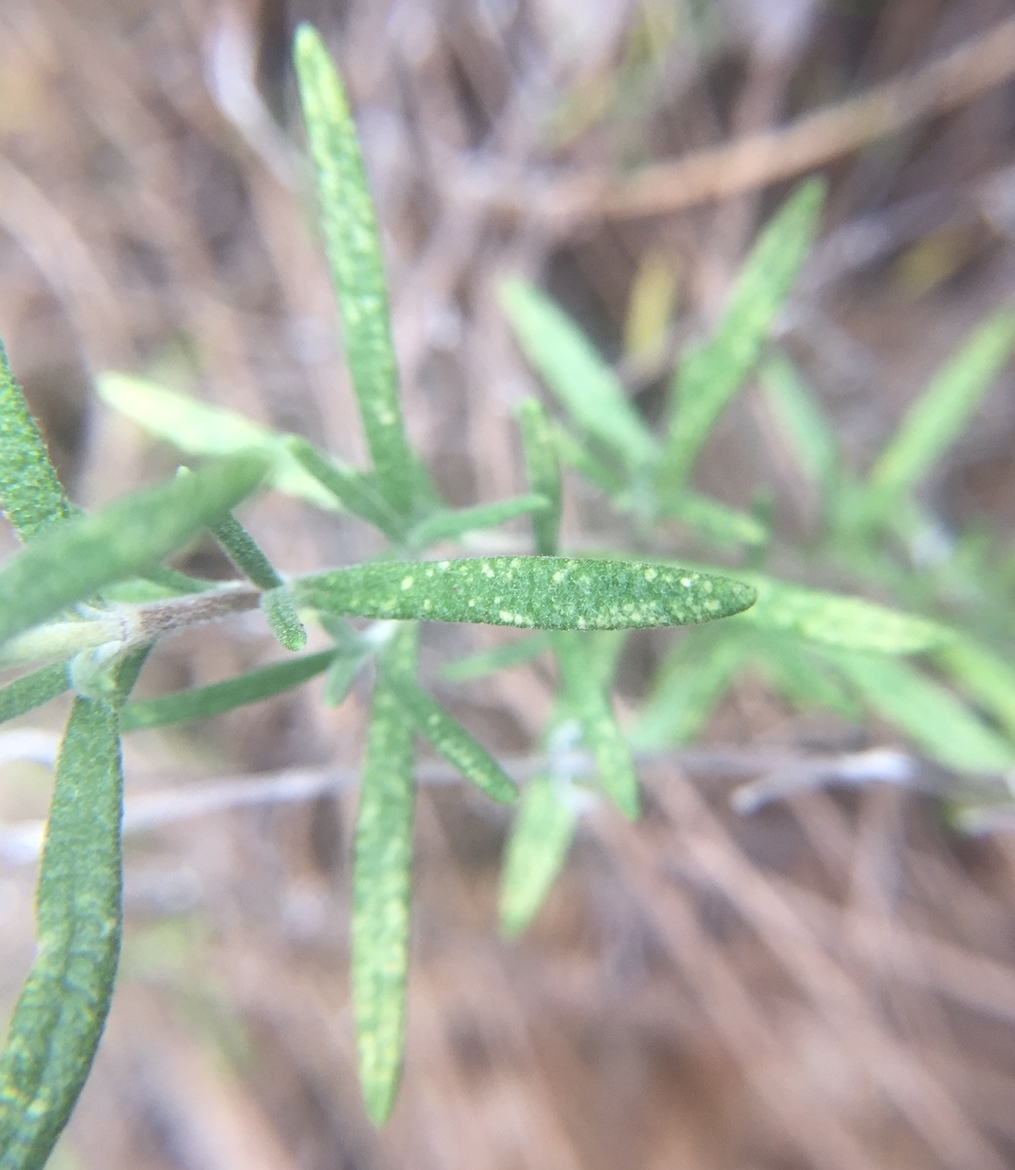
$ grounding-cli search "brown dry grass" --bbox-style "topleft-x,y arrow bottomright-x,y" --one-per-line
2,1 -> 1015,1167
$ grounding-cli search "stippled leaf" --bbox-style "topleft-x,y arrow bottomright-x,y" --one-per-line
0,341 -> 75,542
516,398 -> 562,555
97,374 -> 337,510
660,179 -> 825,493
390,679 -> 517,803
868,308 -> 1015,498
0,663 -> 69,726
0,455 -> 268,652
294,24 -> 414,516
351,623 -> 418,1124
295,557 -> 755,630
260,588 -> 308,652
833,651 -> 1015,773
0,697 -> 122,1169
502,280 -> 657,474
119,650 -> 336,731
499,775 -> 580,937
405,494 -> 550,551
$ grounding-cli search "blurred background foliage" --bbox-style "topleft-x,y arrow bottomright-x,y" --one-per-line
2,1 -> 1015,1167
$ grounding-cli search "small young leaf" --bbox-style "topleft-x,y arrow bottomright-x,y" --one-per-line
119,650 -> 336,732
936,635 -> 1015,745
556,631 -> 638,817
390,679 -> 517,803
501,279 -> 658,475
660,178 -> 825,493
832,651 -> 1015,773
405,494 -> 549,551
0,455 -> 267,652
0,340 -> 76,542
442,632 -> 553,682
97,373 -> 338,510
294,557 -> 756,631
516,398 -> 562,555
726,571 -> 950,653
631,625 -> 751,750
759,351 -> 839,506
351,623 -> 418,1124
499,775 -> 579,936
293,24 -> 415,517
0,663 -> 69,726
868,308 -> 1015,498
659,492 -> 768,547
0,697 -> 122,1169
285,437 -> 407,539
260,587 -> 308,652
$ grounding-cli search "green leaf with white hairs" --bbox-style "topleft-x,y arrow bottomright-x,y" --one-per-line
96,374 -> 337,510
501,280 -> 658,475
295,556 -> 755,630
441,632 -> 553,682
0,697 -> 123,1169
868,308 -> 1015,498
0,341 -> 76,542
120,650 -> 337,732
759,351 -> 839,507
293,24 -> 415,516
351,623 -> 418,1125
0,663 -> 70,726
499,775 -> 580,937
660,179 -> 825,494
390,679 -> 517,803
517,398 -> 562,556
405,494 -> 550,551
555,630 -> 638,817
935,635 -> 1015,745
631,625 -> 751,750
260,588 -> 307,652
0,455 -> 268,653
832,650 -> 1015,773
723,570 -> 950,653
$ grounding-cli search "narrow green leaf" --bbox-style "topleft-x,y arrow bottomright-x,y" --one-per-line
751,638 -> 862,721
0,697 -> 122,1169
726,571 -> 950,653
285,437 -> 407,539
0,663 -> 69,725
351,623 -> 418,1124
631,626 -> 751,750
759,351 -> 839,504
551,423 -> 627,498
260,588 -> 308,652
516,398 -> 562,555
293,24 -> 414,516
119,650 -> 336,731
832,651 -> 1015,773
210,511 -> 284,591
0,340 -> 76,542
936,636 -> 1015,744
441,632 -> 553,682
295,556 -> 756,630
96,373 -> 338,511
660,492 -> 768,547
555,631 -> 638,817
499,775 -> 579,937
405,494 -> 549,551
0,455 -> 267,652
323,647 -> 370,706
501,279 -> 657,474
660,178 -> 825,493
390,679 -> 517,804
868,308 -> 1015,497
